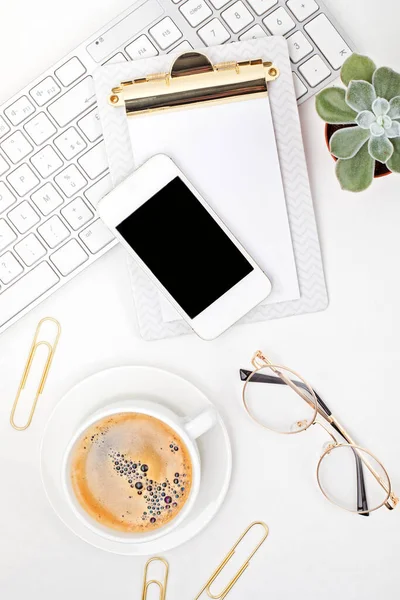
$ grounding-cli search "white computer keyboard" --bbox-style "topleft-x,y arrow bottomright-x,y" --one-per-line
0,0 -> 353,333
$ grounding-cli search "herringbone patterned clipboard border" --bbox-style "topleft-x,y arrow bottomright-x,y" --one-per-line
94,37 -> 328,340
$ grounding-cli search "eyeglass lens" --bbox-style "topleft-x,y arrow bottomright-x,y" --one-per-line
243,366 -> 317,434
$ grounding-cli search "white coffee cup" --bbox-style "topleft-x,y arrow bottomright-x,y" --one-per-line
62,400 -> 217,544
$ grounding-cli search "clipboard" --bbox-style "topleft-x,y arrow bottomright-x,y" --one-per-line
94,37 -> 328,340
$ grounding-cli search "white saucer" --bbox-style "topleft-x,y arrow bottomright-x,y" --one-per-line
40,366 -> 232,555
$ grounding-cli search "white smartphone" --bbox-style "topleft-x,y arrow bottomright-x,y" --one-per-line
98,154 -> 272,340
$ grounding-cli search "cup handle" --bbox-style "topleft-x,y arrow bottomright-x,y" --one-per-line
184,408 -> 217,440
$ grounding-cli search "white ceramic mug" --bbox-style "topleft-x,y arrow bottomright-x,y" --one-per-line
62,399 -> 217,544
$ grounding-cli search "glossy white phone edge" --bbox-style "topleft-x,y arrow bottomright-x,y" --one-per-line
98,154 -> 272,340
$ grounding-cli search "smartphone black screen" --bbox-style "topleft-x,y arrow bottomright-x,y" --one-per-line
116,177 -> 253,318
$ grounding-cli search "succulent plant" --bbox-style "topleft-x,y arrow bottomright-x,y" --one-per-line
316,54 -> 400,192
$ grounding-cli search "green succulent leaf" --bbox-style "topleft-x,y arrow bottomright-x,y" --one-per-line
386,120 -> 400,138
330,126 -> 371,159
388,96 -> 400,119
370,122 -> 385,137
335,142 -> 374,192
346,81 -> 376,112
356,110 -> 375,129
315,88 -> 357,124
373,67 -> 400,101
372,97 -> 390,116
368,135 -> 394,163
341,54 -> 376,86
386,137 -> 400,172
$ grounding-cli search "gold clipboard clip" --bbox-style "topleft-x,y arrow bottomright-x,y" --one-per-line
195,521 -> 269,600
141,557 -> 169,600
109,51 -> 279,116
10,317 -> 61,431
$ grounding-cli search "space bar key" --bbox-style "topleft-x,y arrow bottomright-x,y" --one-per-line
0,262 -> 60,327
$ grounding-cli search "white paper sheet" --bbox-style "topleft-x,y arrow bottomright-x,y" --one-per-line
126,95 -> 299,323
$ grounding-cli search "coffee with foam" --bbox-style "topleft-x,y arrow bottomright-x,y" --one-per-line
70,413 -> 193,533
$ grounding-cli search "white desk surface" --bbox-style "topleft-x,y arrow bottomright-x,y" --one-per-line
1,1 -> 400,598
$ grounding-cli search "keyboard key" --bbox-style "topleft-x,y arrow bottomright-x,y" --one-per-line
170,41 -> 193,52
125,35 -> 158,60
263,7 -> 295,35
0,219 -> 17,252
198,19 -> 230,45
180,0 -> 212,27
247,0 -> 277,16
150,17 -> 183,50
15,233 -> 47,266
62,197 -> 93,230
54,165 -> 87,198
55,56 -> 87,87
31,146 -> 63,178
0,262 -> 59,327
50,239 -> 88,275
0,116 -> 10,140
54,127 -> 87,160
292,72 -> 307,99
77,141 -> 108,180
222,2 -> 254,33
287,0 -> 319,21
84,174 -> 112,207
4,96 -> 35,126
77,109 -> 102,143
8,201 -> 40,234
86,0 -> 164,63
38,215 -> 70,248
305,14 -> 351,70
287,30 -> 313,63
24,113 -> 57,146
1,131 -> 33,164
30,76 -> 61,107
31,182 -> 64,216
240,24 -> 266,39
299,54 -> 330,86
0,252 -> 23,284
0,154 -> 9,176
209,0 -> 230,8
48,76 -> 95,128
0,182 -> 15,214
7,163 -> 40,196
79,219 -> 114,254
103,53 -> 128,65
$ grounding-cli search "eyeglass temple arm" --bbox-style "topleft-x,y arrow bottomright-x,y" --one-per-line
239,369 -> 370,515
328,415 -> 397,510
240,370 -> 332,417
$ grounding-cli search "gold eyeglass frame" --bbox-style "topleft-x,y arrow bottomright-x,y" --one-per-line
242,350 -> 398,515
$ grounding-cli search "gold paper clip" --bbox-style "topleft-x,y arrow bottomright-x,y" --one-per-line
195,521 -> 269,600
142,557 -> 169,600
10,317 -> 61,431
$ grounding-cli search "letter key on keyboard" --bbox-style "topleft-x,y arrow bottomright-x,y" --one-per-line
0,183 -> 16,214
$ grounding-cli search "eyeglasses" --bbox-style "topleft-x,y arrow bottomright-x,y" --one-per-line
240,351 -> 398,516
